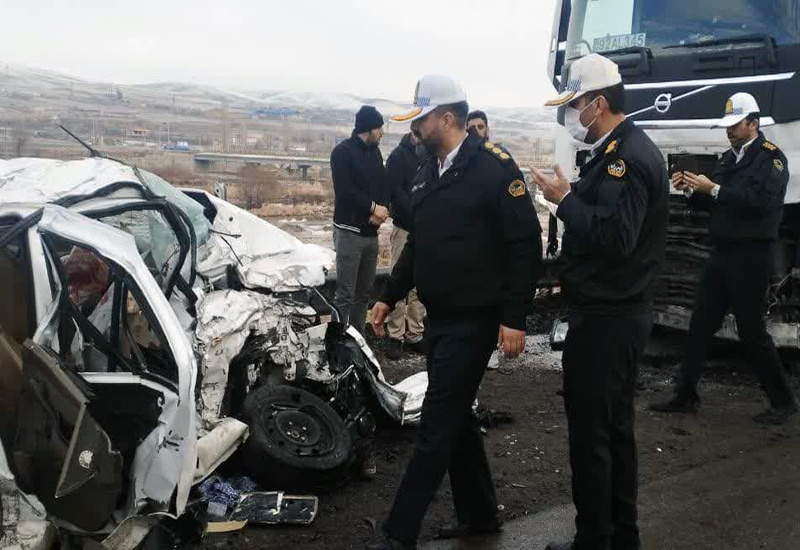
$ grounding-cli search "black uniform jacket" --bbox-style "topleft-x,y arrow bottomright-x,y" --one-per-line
556,118 -> 669,315
330,132 -> 388,237
387,133 -> 424,232
691,132 -> 789,245
381,132 -> 543,330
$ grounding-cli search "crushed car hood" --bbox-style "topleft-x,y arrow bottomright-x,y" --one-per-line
0,158 -> 334,292
194,192 -> 334,291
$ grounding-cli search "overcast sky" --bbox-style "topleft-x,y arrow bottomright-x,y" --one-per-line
1,0 -> 558,108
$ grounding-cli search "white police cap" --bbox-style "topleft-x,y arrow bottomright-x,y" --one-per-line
545,53 -> 622,107
392,75 -> 467,123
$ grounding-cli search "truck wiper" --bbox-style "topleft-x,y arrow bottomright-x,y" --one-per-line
600,46 -> 652,58
663,33 -> 775,50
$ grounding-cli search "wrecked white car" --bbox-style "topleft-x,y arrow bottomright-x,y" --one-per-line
0,157 -> 426,539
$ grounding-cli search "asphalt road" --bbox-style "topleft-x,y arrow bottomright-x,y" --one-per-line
425,435 -> 800,549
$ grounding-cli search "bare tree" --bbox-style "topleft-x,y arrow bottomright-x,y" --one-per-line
238,165 -> 281,210
12,123 -> 28,157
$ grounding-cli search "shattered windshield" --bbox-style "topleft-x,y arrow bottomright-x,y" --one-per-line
566,0 -> 800,58
97,209 -> 185,292
138,170 -> 211,246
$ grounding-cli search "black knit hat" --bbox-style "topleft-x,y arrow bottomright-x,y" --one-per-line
355,105 -> 384,133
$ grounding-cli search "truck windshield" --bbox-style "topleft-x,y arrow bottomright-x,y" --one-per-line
566,0 -> 800,59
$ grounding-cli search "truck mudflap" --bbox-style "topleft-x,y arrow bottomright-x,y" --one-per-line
653,304 -> 800,349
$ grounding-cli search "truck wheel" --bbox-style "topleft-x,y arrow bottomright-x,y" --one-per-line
241,384 -> 353,492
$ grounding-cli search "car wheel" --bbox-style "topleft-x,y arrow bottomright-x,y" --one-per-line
241,384 -> 353,492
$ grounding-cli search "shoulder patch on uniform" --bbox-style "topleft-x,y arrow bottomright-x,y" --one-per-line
508,179 -> 526,197
499,152 -> 510,160
605,140 -> 618,155
484,141 -> 495,149
607,159 -> 626,178
763,141 -> 777,151
774,158 -> 785,172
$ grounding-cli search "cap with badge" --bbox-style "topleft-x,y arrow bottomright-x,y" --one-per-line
392,75 -> 467,123
544,53 -> 622,107
715,92 -> 760,128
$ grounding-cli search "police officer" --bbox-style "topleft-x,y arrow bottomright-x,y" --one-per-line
366,75 -> 542,549
532,54 -> 669,550
650,92 -> 797,424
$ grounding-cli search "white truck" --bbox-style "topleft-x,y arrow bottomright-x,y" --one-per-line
546,0 -> 800,347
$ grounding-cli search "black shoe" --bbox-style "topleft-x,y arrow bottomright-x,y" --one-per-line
545,541 -> 574,550
754,400 -> 798,425
406,338 -> 427,355
386,339 -> 403,360
435,519 -> 502,540
365,535 -> 416,550
648,391 -> 699,413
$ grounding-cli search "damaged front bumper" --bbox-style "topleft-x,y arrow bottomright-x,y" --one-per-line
194,289 -> 427,430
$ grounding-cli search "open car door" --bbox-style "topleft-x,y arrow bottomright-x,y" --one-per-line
13,341 -> 123,531
14,206 -> 198,527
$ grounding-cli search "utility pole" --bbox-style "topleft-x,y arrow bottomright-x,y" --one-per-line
222,100 -> 229,153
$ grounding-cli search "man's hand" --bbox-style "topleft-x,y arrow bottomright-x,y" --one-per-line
531,165 -> 571,205
498,325 -> 525,359
370,301 -> 392,337
369,214 -> 384,226
373,204 -> 389,222
683,171 -> 716,195
671,171 -> 689,191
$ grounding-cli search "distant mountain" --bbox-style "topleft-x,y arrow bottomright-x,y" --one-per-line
0,63 -> 555,136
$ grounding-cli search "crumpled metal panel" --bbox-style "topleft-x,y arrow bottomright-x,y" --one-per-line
0,158 -> 333,294
194,290 -> 320,430
193,192 -> 334,292
344,326 -> 427,425
194,418 -> 249,484
0,158 -> 143,204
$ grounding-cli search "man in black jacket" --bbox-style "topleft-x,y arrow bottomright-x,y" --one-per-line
650,92 -> 797,425
330,105 -> 389,333
532,54 -> 668,550
467,110 -> 490,141
385,131 -> 427,359
367,75 -> 542,550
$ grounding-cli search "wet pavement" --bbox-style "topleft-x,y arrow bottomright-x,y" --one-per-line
425,434 -> 800,550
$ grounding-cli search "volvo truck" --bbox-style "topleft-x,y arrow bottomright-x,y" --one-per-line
546,0 -> 800,347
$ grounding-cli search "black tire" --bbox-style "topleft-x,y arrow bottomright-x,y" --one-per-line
241,384 -> 353,492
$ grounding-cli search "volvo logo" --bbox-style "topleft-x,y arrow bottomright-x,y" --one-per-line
654,93 -> 673,114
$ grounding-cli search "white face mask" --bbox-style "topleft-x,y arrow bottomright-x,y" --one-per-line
564,97 -> 599,143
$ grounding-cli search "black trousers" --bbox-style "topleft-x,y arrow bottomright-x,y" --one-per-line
563,311 -> 652,550
679,244 -> 794,409
383,316 -> 499,544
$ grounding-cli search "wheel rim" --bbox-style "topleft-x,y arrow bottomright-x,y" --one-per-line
275,409 -> 321,447
258,395 -> 337,458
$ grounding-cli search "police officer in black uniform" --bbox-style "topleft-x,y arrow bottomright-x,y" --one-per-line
532,54 -> 668,550
367,75 -> 542,550
650,92 -> 797,424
